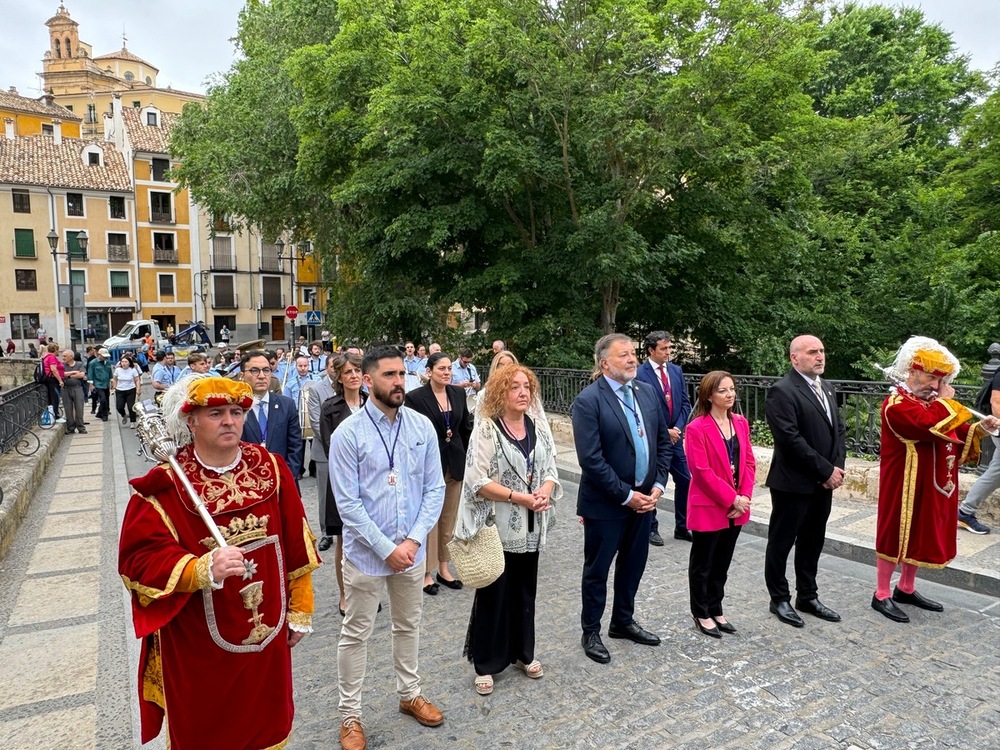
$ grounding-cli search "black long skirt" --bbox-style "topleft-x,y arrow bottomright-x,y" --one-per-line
463,550 -> 539,676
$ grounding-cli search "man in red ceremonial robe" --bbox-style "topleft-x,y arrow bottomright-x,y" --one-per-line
119,376 -> 321,749
874,337 -> 999,622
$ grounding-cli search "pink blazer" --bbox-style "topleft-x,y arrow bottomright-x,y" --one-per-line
684,413 -> 756,532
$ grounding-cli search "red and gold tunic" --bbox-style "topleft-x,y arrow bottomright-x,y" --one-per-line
119,442 -> 320,750
877,391 -> 982,568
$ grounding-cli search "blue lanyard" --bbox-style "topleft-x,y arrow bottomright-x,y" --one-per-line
365,406 -> 403,474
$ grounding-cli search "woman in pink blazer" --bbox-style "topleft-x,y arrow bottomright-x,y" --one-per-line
685,371 -> 755,638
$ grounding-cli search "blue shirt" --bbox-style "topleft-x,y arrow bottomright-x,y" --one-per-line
151,362 -> 181,389
403,356 -> 426,392
602,375 -> 663,501
283,372 -> 317,403
330,401 -> 445,576
450,360 -> 480,395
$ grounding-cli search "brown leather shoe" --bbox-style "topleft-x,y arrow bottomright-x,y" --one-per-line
399,695 -> 444,727
340,717 -> 366,750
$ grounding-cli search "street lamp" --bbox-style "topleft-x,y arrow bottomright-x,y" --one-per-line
275,237 -> 293,351
48,228 -> 88,352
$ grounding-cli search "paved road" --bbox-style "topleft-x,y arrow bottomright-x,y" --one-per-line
1,423 -> 998,749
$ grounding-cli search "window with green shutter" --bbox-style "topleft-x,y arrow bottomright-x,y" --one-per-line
70,269 -> 85,292
14,228 -> 35,258
65,231 -> 86,260
110,271 -> 130,298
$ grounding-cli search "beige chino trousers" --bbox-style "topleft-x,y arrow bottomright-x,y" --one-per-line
338,558 -> 424,719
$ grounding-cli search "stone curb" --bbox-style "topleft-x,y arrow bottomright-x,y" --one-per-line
554,458 -> 1000,599
0,427 -> 63,562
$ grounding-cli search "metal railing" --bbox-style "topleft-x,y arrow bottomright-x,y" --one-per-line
534,367 -> 980,461
0,383 -> 47,456
107,243 -> 130,262
153,247 -> 178,263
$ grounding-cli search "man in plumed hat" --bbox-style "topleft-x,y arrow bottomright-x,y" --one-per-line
118,375 -> 320,749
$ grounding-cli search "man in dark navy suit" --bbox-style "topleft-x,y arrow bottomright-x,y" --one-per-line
635,331 -> 692,545
240,350 -> 303,480
573,333 -> 671,664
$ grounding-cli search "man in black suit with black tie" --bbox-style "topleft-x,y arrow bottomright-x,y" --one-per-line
764,335 -> 847,627
573,333 -> 671,664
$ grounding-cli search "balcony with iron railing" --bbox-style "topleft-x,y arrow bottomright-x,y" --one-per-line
260,253 -> 283,273
150,210 -> 173,223
107,243 -> 130,262
211,252 -> 236,271
212,291 -> 238,309
153,247 -> 178,263
110,283 -> 131,298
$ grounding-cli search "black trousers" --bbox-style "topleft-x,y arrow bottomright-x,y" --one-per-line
581,511 -> 652,634
764,487 -> 833,602
115,389 -> 137,423
94,387 -> 110,419
45,378 -> 61,418
689,523 -> 742,618
464,550 -> 539,676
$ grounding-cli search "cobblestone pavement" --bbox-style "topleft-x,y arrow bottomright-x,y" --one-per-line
0,426 -> 998,749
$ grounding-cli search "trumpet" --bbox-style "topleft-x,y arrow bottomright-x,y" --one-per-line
133,399 -> 228,549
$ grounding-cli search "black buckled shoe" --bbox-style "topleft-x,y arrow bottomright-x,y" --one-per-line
892,587 -> 943,612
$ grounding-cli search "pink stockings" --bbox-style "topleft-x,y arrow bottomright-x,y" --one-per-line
875,558 -> 919,600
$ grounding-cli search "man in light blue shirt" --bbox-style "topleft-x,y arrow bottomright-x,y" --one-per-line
450,348 -> 481,397
330,345 -> 446,747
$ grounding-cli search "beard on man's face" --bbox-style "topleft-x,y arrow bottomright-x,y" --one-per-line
372,382 -> 405,408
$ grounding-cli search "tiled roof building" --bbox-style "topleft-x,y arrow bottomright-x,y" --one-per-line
0,136 -> 131,191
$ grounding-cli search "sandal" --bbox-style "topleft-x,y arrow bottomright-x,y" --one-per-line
515,659 -> 544,679
475,675 -> 493,695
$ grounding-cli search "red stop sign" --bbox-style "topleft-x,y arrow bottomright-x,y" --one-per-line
285,305 -> 299,320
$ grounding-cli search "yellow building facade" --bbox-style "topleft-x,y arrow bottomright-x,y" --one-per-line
0,132 -> 136,350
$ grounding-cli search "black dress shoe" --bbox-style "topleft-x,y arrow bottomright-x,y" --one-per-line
582,632 -> 611,664
694,617 -> 722,638
892,587 -> 943,612
608,621 -> 661,646
318,536 -> 334,551
436,573 -> 463,590
423,583 -> 440,595
713,618 -> 738,634
674,530 -> 694,542
769,601 -> 805,628
795,597 -> 842,622
649,530 -> 665,547
871,595 -> 909,623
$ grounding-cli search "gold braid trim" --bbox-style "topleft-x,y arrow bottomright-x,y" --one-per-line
286,610 -> 313,629
193,551 -> 215,590
144,496 -> 179,542
262,736 -> 291,750
959,425 -> 984,465
121,554 -> 196,607
288,517 -> 321,581
929,399 -> 971,441
142,631 -> 165,709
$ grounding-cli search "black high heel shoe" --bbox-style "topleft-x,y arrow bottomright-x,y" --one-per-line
713,617 -> 738,634
693,617 -> 722,639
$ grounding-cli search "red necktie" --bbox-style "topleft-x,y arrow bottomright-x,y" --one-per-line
659,364 -> 673,418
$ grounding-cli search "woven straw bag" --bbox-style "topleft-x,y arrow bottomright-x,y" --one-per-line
447,506 -> 504,589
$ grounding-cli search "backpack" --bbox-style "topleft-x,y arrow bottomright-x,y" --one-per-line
33,359 -> 47,384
